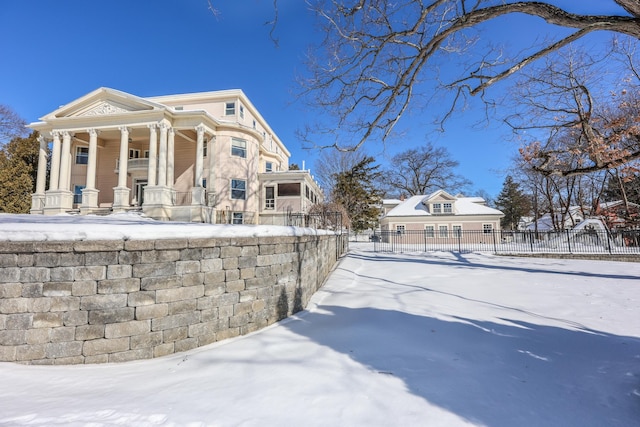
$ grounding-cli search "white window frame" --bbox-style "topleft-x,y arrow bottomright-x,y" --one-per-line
239,105 -> 245,119
438,225 -> 448,238
396,225 -> 406,234
73,184 -> 85,204
432,203 -> 442,214
75,146 -> 89,165
231,138 -> 247,158
265,186 -> 275,209
483,223 -> 493,234
231,179 -> 246,200
129,149 -> 140,159
443,203 -> 453,213
265,161 -> 273,172
452,224 -> 462,237
424,225 -> 435,238
225,102 -> 235,116
232,212 -> 244,224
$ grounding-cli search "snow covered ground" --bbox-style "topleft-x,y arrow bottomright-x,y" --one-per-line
0,215 -> 639,426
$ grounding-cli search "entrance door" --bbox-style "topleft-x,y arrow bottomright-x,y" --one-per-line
134,179 -> 147,205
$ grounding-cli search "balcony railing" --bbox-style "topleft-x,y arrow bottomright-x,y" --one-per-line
114,158 -> 149,172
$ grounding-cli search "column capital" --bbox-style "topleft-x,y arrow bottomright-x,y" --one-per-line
51,130 -> 61,138
118,126 -> 130,134
61,130 -> 74,138
88,128 -> 100,137
195,124 -> 206,134
148,123 -> 158,131
168,127 -> 175,135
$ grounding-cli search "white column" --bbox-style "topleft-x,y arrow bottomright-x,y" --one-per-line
117,127 -> 129,188
147,124 -> 157,186
35,135 -> 48,194
195,125 -> 205,187
86,129 -> 98,189
207,135 -> 216,205
49,131 -> 61,191
58,131 -> 72,191
158,124 -> 167,187
167,127 -> 175,188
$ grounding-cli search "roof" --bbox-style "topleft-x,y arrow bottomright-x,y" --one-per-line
384,193 -> 503,217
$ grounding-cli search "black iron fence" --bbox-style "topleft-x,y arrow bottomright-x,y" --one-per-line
370,229 -> 640,255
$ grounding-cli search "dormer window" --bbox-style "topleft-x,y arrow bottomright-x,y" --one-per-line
444,203 -> 452,213
432,203 -> 441,214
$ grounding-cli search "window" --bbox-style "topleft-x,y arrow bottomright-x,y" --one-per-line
202,178 -> 207,189
75,147 -> 88,165
425,225 -> 435,238
144,150 -> 149,158
439,225 -> 448,238
73,185 -> 84,204
265,162 -> 273,172
396,225 -> 405,234
253,120 -> 256,129
444,203 -> 453,213
203,141 -> 207,158
278,183 -> 300,197
452,225 -> 462,237
239,105 -> 245,119
432,203 -> 442,214
231,138 -> 247,158
483,224 -> 493,234
231,179 -> 246,200
232,212 -> 244,224
265,186 -> 275,209
129,149 -> 140,159
225,102 -> 235,115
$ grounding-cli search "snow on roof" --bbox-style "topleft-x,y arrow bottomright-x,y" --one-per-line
384,194 -> 503,217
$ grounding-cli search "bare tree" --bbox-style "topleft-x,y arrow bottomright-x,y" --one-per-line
312,148 -> 369,194
300,1 -> 640,156
381,141 -> 470,196
0,105 -> 27,145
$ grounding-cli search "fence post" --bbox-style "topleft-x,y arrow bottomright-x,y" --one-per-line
606,230 -> 612,254
424,229 -> 427,252
492,230 -> 497,253
458,230 -> 462,253
529,230 -> 534,252
566,229 -> 572,253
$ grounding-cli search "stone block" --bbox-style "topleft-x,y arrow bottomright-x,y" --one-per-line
196,296 -> 217,311
155,239 -> 188,250
46,341 -> 83,359
234,301 -> 254,316
252,300 -> 267,312
17,253 -> 34,267
201,258 -> 222,272
176,260 -> 200,275
43,282 -> 73,296
142,250 -> 181,264
151,312 -> 200,332
84,354 -> 109,364
49,263 -> 78,281
17,344 -> 46,362
19,267 -> 50,283
218,305 -> 233,319
218,293 -> 239,306
222,257 -> 238,270
82,337 -> 130,356
156,285 -> 204,303
220,246 -> 242,258
180,248 -> 202,261
174,337 -> 198,353
6,313 -> 32,329
81,294 -> 127,311
130,331 -> 163,349
188,320 -> 220,338
74,265 -> 106,281
0,254 -> 17,267
168,299 -> 197,315
181,272 -> 204,287
239,290 -> 257,303
225,269 -> 240,281
105,320 -> 150,338
75,324 -> 105,340
33,252 -> 60,267
49,296 -> 80,312
216,327 -> 240,341
135,263 -> 177,279
141,275 -> 182,291
135,304 -> 168,320
202,247 -> 221,259
118,250 -> 142,264
109,348 -> 152,363
53,355 -> 85,365
50,326 -> 75,342
259,244 -> 276,255
240,268 -> 255,280
71,280 -> 97,296
204,271 -> 225,287
241,245 -> 259,257
58,252 -> 84,267
163,326 -> 188,342
0,283 -> 21,298
85,251 -> 119,266
26,328 -> 51,344
106,264 -> 133,280
153,343 -> 174,358
33,312 -> 63,328
28,297 -> 51,313
238,256 -> 257,269
97,278 -> 140,294
204,281 -> 225,297
124,240 -> 154,251
22,283 -> 43,298
63,310 -> 89,326
74,240 -> 123,252
0,345 -> 16,362
128,291 -> 156,307
201,308 -> 219,322
0,298 -> 28,314
88,307 -> 135,324
33,241 -> 72,253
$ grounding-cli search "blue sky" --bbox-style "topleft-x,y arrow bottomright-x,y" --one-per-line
0,1 -> 629,197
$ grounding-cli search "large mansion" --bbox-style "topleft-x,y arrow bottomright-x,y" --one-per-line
28,88 -> 322,224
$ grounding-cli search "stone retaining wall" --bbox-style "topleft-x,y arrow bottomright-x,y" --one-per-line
0,234 -> 346,364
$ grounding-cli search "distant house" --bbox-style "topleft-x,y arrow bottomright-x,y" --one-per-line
28,87 -> 322,224
596,200 -> 640,230
525,206 -> 586,231
379,190 -> 503,235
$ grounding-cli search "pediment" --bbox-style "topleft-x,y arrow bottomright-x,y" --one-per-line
44,87 -> 162,120
424,190 -> 456,202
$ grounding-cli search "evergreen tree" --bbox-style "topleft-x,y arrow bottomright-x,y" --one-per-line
495,175 -> 532,230
332,156 -> 382,233
0,132 -> 42,213
602,172 -> 640,205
